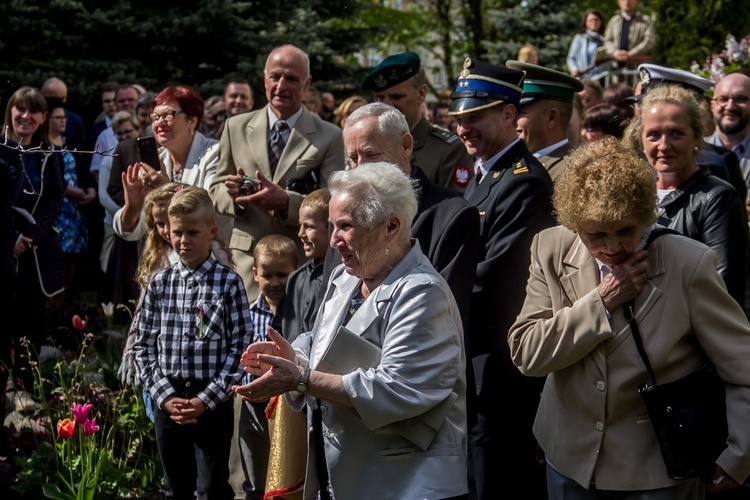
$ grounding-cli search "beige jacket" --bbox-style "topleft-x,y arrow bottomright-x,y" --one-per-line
509,226 -> 750,490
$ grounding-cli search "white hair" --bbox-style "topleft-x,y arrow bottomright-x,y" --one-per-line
328,162 -> 417,242
344,102 -> 410,148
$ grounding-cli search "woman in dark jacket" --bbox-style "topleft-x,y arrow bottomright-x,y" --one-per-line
1,86 -> 64,390
625,85 -> 748,306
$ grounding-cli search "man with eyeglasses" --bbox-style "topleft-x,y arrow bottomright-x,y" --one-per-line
707,72 -> 750,207
90,84 -> 143,177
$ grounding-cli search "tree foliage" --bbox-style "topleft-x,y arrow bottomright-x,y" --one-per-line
0,0 -> 368,118
651,0 -> 750,70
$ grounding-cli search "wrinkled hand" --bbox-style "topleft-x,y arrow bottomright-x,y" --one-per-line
598,250 -> 649,311
140,160 -> 169,190
14,236 -> 33,256
233,327 -> 301,402
163,396 -> 205,425
224,168 -> 246,203
704,465 -> 741,493
233,171 -> 289,211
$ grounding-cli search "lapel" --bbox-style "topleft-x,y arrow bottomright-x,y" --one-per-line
410,117 -> 430,153
244,109 -> 273,179
274,108 -> 315,183
539,142 -> 570,178
706,132 -> 750,182
175,132 -> 211,186
605,231 -> 666,353
309,269 -> 359,369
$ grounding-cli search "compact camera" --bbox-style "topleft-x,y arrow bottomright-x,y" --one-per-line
238,175 -> 261,196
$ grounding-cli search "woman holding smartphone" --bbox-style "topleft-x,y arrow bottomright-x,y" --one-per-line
113,85 -> 229,242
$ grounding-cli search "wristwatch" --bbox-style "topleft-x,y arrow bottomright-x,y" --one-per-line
296,366 -> 311,394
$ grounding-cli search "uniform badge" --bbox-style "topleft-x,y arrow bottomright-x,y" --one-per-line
459,57 -> 472,78
513,162 -> 529,175
454,166 -> 470,186
640,68 -> 651,86
492,172 -> 501,179
373,74 -> 388,88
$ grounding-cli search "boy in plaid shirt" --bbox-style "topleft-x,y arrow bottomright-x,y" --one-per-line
134,187 -> 251,499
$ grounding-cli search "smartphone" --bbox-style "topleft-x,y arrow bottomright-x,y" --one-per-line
137,136 -> 160,170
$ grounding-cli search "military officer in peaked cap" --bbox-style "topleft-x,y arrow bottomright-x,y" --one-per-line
505,60 -> 584,181
449,58 -> 554,500
361,51 -> 474,193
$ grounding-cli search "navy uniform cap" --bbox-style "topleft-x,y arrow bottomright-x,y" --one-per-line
448,58 -> 525,116
361,52 -> 421,92
505,60 -> 584,105
628,64 -> 714,102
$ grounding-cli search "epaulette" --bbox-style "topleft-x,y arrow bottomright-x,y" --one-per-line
512,161 -> 529,175
429,125 -> 460,144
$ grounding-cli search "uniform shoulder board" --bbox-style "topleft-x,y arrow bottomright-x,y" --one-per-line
430,125 -> 460,144
513,161 -> 529,175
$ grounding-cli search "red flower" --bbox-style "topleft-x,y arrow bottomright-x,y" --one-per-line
71,315 -> 87,331
57,419 -> 75,439
71,403 -> 93,426
82,418 -> 99,436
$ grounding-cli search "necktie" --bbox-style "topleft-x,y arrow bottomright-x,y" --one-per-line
268,120 -> 288,174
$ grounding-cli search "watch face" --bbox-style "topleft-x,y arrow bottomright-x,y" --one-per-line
296,383 -> 308,393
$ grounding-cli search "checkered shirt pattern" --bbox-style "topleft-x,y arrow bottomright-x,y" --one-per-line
134,252 -> 253,411
241,293 -> 276,385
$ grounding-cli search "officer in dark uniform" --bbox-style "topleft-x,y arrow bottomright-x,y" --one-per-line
449,58 -> 555,500
361,52 -> 474,193
505,60 -> 584,182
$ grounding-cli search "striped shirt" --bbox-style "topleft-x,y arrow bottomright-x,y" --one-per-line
134,252 -> 253,410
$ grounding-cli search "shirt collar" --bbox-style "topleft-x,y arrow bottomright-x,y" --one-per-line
177,251 -> 216,281
268,105 -> 303,131
533,139 -> 569,159
620,10 -> 635,21
250,292 -> 273,314
477,138 -> 521,175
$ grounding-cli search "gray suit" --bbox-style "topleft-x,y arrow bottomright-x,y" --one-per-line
210,106 -> 344,297
289,242 -> 468,499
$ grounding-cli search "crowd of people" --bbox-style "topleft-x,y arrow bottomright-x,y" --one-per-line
2,0 -> 750,498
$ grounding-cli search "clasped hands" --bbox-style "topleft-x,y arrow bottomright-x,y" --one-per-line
162,396 -> 206,425
232,326 -> 302,402
224,169 -> 289,212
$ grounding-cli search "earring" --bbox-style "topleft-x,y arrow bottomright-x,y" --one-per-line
386,243 -> 390,255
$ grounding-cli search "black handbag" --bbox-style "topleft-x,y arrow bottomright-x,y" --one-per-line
623,230 -> 728,479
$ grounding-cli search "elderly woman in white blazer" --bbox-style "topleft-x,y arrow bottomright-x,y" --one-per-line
113,85 -> 231,241
509,138 -> 750,499
235,162 -> 468,500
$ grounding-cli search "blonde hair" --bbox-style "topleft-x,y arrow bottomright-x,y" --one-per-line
253,234 -> 299,268
136,183 -> 185,287
623,85 -> 706,150
300,187 -> 331,222
554,137 -> 657,229
334,95 -> 368,128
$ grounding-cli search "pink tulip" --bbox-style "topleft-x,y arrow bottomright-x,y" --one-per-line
72,315 -> 87,331
72,403 -> 93,426
82,418 -> 99,436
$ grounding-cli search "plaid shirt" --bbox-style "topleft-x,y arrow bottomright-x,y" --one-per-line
134,252 -> 253,411
241,292 -> 276,385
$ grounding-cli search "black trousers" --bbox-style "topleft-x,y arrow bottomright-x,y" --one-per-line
154,379 -> 235,500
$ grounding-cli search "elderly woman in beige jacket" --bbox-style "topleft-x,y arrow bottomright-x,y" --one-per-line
509,138 -> 750,499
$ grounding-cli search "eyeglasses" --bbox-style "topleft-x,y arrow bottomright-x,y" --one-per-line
116,129 -> 136,139
149,110 -> 185,123
49,115 -> 67,121
711,95 -> 750,107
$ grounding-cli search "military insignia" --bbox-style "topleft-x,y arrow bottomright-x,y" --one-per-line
478,211 -> 485,217
390,69 -> 399,80
459,57 -> 472,78
513,162 -> 529,175
459,80 -> 470,88
373,74 -> 388,88
640,67 -> 651,86
454,166 -> 470,186
492,172 -> 501,179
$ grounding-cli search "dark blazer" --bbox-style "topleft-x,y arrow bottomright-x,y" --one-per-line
106,139 -> 141,207
465,140 -> 555,386
64,110 -> 85,151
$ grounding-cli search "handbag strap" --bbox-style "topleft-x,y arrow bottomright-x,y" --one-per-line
623,227 -> 681,387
